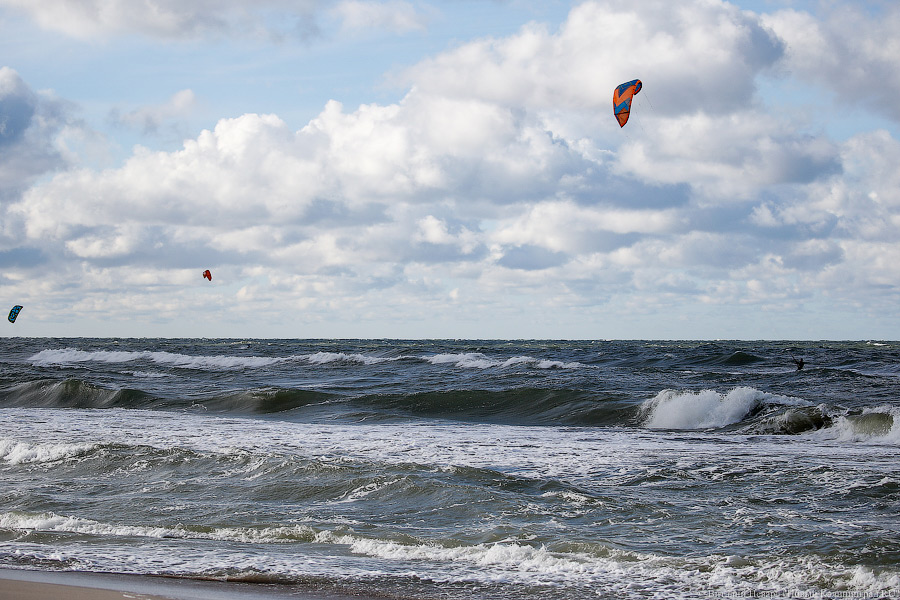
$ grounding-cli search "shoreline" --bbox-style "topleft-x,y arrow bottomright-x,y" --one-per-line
0,568 -> 379,600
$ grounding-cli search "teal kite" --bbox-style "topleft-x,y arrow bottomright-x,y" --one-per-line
8,305 -> 22,323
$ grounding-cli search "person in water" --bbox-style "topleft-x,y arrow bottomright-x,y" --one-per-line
792,356 -> 804,370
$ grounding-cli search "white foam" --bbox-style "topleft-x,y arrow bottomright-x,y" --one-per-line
30,348 -> 143,365
0,510 -> 315,544
315,530 -> 628,584
305,352 -> 397,365
127,370 -> 169,378
641,387 -> 771,430
0,439 -> 97,465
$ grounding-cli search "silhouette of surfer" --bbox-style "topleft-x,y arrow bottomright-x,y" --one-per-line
791,356 -> 804,371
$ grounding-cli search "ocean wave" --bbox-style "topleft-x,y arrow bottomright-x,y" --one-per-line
742,406 -> 832,435
305,352 -> 401,365
312,530 -> 900,595
0,510 -> 316,544
29,347 -> 407,371
810,406 -> 900,444
0,379 -> 153,409
356,388 -> 632,426
197,388 -> 338,414
640,387 -> 776,430
0,439 -> 99,465
5,514 -> 898,598
424,353 -> 583,370
29,348 -> 289,370
638,387 -> 900,442
314,530 -> 642,585
0,378 -> 628,425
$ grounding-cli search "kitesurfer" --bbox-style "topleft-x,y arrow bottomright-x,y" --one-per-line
791,356 -> 804,371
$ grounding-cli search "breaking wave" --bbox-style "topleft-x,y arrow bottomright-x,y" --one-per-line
424,353 -> 583,370
639,387 -> 900,442
28,348 -> 582,371
29,348 -> 289,370
640,387 -> 777,430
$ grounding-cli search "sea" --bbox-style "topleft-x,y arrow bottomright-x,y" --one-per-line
1,338 -> 899,599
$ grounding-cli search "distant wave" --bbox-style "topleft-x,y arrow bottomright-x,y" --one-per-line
424,353 -> 583,369
29,348 -> 289,370
28,348 -> 581,371
306,351 -> 401,365
0,378 -> 628,425
0,378 -> 336,414
356,388 -> 632,426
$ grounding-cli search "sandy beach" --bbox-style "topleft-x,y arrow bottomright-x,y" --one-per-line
0,569 -> 373,600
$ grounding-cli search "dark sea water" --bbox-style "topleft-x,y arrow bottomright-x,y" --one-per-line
1,338 -> 899,599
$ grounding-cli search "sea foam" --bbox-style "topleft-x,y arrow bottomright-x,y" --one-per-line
0,439 -> 97,465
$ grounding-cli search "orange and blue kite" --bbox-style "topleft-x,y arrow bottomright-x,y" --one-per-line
613,79 -> 642,128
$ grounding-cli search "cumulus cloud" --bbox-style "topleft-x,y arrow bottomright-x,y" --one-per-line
402,0 -> 783,114
4,1 -> 900,336
615,110 -> 841,199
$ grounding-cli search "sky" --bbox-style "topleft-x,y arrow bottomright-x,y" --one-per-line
1,0 -> 899,340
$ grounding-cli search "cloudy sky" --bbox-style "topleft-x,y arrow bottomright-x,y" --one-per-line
1,0 -> 898,339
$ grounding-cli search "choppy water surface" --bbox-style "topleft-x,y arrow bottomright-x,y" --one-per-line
1,339 -> 899,599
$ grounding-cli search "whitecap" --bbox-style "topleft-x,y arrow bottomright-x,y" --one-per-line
641,387 -> 772,430
0,439 -> 97,465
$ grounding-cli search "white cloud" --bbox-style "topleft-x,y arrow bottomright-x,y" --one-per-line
402,0 -> 783,115
615,110 -> 840,199
763,4 -> 900,122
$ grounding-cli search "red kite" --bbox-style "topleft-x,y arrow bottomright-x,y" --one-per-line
202,270 -> 212,281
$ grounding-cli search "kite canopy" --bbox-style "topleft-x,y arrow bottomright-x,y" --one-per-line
8,305 -> 22,323
202,270 -> 212,281
613,79 -> 642,128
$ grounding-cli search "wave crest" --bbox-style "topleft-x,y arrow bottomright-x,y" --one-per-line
424,353 -> 582,369
30,348 -> 286,370
641,387 -> 771,430
0,379 -> 152,409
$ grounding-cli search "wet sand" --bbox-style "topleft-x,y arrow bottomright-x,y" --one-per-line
0,569 -> 376,600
